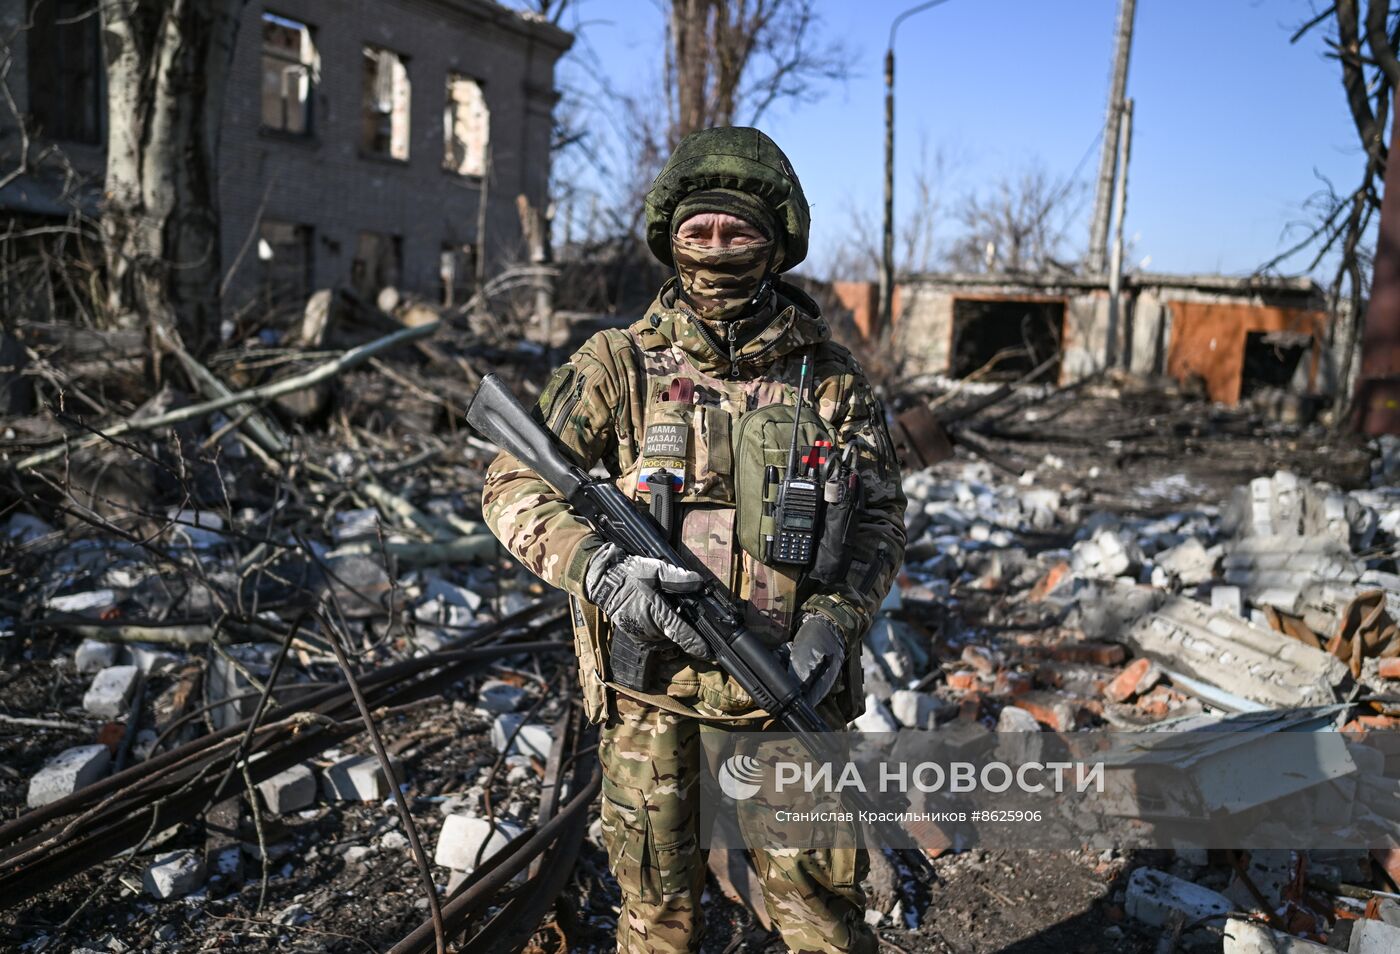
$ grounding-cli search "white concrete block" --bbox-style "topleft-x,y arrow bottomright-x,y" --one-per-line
47,589 -> 116,614
890,690 -> 947,729
322,753 -> 403,802
257,764 -> 317,813
477,679 -> 525,714
434,814 -> 523,872
853,697 -> 899,734
27,744 -> 110,808
127,644 -> 181,675
1223,918 -> 1333,954
143,849 -> 205,900
1351,918 -> 1400,954
1210,586 -> 1244,618
1125,866 -> 1231,929
489,713 -> 552,761
82,664 -> 139,718
74,639 -> 118,674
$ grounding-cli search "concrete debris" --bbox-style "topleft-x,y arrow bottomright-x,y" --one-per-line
853,696 -> 900,733
322,753 -> 404,802
890,689 -> 953,729
256,764 -> 318,813
127,643 -> 181,675
1119,595 -> 1349,708
74,638 -> 118,674
1151,537 -> 1217,586
1222,918 -> 1334,954
27,744 -> 111,808
142,850 -> 205,900
1224,536 -> 1363,614
1350,918 -> 1400,954
47,589 -> 117,614
434,815 -> 524,872
82,664 -> 139,718
489,713 -> 552,761
1071,527 -> 1142,581
1124,866 -> 1232,929
477,678 -> 526,714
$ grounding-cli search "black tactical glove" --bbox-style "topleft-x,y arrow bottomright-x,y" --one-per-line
786,613 -> 846,705
583,543 -> 709,657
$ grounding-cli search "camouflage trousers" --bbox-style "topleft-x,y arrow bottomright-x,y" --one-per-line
598,695 -> 877,954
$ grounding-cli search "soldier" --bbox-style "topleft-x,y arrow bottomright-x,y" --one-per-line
482,126 -> 906,953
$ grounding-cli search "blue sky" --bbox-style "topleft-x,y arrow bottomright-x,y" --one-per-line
551,0 -> 1368,280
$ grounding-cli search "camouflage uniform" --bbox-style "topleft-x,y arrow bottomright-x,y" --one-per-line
483,278 -> 904,953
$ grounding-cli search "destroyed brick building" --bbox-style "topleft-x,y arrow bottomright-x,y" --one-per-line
0,0 -> 571,314
837,271 -> 1349,411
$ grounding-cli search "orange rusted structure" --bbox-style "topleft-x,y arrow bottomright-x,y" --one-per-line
1166,302 -> 1328,405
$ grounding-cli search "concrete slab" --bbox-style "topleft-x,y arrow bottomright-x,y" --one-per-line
434,814 -> 523,872
143,849 -> 205,900
82,664 -> 139,718
27,744 -> 110,808
256,764 -> 317,813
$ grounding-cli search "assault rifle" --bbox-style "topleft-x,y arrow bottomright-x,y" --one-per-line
466,374 -> 937,883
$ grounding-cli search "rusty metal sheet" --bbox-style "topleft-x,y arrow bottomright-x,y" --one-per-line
891,402 -> 954,471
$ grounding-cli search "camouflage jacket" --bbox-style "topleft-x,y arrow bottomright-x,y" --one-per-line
482,279 -> 906,720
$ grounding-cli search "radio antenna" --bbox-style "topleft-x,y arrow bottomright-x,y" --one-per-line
786,353 -> 810,478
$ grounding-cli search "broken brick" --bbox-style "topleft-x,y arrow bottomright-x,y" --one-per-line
1012,692 -> 1078,731
993,670 -> 1033,696
960,645 -> 997,674
1044,642 -> 1126,666
1135,684 -> 1187,719
1378,657 -> 1400,680
1104,657 -> 1163,704
946,671 -> 979,691
1029,561 -> 1071,602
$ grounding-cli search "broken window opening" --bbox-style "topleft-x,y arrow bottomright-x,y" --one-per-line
261,12 -> 317,135
257,220 -> 312,310
1240,330 -> 1312,398
352,231 -> 403,301
362,46 -> 411,160
439,242 -> 478,307
27,0 -> 103,144
950,299 -> 1063,381
443,74 -> 489,177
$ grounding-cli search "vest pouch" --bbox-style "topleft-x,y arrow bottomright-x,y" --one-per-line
634,392 -> 734,506
809,475 -> 863,585
731,402 -> 833,566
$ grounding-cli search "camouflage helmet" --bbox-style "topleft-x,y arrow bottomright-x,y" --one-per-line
644,126 -> 810,272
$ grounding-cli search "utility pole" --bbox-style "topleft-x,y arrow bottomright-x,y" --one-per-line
880,0 -> 954,333
1106,98 -> 1133,369
1087,0 -> 1136,275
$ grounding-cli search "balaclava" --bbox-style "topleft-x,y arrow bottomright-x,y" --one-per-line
670,188 -> 781,322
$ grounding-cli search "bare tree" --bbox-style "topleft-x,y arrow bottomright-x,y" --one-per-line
821,139 -> 959,281
666,0 -> 849,144
1271,2 -> 1400,422
100,0 -> 246,355
944,163 -> 1085,274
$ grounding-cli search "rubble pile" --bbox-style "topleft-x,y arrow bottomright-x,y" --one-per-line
852,418 -> 1400,947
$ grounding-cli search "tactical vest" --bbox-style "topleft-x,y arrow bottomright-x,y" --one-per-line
567,327 -> 864,726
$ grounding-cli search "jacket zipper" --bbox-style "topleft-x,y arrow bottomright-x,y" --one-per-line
727,322 -> 739,379
550,376 -> 584,435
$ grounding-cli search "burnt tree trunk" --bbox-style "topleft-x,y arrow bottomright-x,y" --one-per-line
99,0 -> 244,356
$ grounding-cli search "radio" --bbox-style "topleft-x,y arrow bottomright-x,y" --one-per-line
763,354 -> 827,569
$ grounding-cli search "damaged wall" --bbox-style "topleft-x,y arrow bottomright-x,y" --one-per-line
891,272 -> 1337,405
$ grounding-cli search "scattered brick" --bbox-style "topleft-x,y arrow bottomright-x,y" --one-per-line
1378,658 -> 1400,680
960,645 -> 997,674
1012,692 -> 1078,731
1044,642 -> 1126,667
1104,657 -> 1163,703
993,670 -> 1033,696
946,671 -> 979,691
1028,561 -> 1071,602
